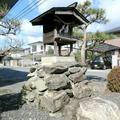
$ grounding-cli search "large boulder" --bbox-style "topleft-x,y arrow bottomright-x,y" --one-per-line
40,90 -> 70,113
23,76 -> 37,91
63,98 -> 80,120
68,67 -> 87,83
22,91 -> 36,103
34,78 -> 47,92
76,93 -> 120,120
72,80 -> 108,99
45,74 -> 70,90
43,65 -> 68,74
68,67 -> 81,74
23,76 -> 47,92
68,72 -> 85,83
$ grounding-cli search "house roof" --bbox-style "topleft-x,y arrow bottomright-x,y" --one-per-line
28,41 -> 43,45
30,5 -> 89,26
90,43 -> 120,53
105,38 -> 120,47
107,27 -> 120,33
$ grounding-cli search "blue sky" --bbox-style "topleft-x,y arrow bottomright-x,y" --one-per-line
0,0 -> 120,48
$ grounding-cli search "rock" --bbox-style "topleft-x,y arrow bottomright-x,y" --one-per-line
76,93 -> 120,120
64,71 -> 70,76
35,78 -> 48,92
40,90 -> 70,113
43,65 -> 68,74
62,62 -> 82,68
68,67 -> 81,74
68,72 -> 85,83
23,76 -> 47,92
65,89 -> 73,98
73,80 -> 107,99
63,98 -> 80,120
23,76 -> 37,91
30,66 -> 36,73
25,91 -> 36,103
36,69 -> 45,78
45,74 -> 70,90
27,71 -> 37,78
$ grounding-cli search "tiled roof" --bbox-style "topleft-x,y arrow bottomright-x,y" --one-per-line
90,43 -> 120,53
107,27 -> 120,33
105,38 -> 120,47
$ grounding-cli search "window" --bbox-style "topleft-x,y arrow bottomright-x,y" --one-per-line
32,45 -> 37,52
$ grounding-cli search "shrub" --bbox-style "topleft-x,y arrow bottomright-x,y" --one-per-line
107,67 -> 120,92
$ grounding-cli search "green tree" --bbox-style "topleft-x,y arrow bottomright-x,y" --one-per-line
88,31 -> 115,49
76,0 -> 108,65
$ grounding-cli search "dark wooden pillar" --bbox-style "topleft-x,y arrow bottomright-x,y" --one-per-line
54,41 -> 58,56
70,44 -> 73,55
58,45 -> 61,56
44,44 -> 46,55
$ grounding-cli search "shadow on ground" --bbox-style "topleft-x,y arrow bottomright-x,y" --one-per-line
0,93 -> 22,112
0,67 -> 28,87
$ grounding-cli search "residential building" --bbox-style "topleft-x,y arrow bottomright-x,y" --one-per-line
105,39 -> 120,55
28,41 -> 44,54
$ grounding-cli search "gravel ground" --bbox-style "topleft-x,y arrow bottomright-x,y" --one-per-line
1,102 -> 64,120
0,93 -> 64,120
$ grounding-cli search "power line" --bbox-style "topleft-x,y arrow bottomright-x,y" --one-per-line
13,0 -> 42,19
16,0 -> 48,20
5,0 -> 24,18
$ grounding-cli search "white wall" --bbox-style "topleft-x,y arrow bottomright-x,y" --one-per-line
30,43 -> 44,54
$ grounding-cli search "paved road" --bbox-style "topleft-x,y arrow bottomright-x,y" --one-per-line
0,67 -> 29,93
0,67 -> 111,81
0,66 -> 29,80
86,69 -> 111,80
0,67 -> 111,93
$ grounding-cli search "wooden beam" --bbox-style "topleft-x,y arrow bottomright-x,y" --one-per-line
44,44 -> 46,55
55,11 -> 73,15
58,45 -> 61,56
73,12 -> 88,25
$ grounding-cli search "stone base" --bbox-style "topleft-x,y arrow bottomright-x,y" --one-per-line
41,56 -> 75,66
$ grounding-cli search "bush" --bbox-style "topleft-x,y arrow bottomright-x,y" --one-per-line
107,67 -> 120,92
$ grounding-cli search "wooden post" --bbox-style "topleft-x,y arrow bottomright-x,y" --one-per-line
44,44 -> 46,55
58,45 -> 61,56
69,44 -> 73,55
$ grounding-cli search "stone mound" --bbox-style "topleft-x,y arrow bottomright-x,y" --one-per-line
21,62 -> 120,120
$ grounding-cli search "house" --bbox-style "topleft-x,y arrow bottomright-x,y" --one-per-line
90,43 -> 120,68
106,27 -> 120,67
23,48 -> 30,56
28,41 -> 44,54
105,39 -> 120,55
107,27 -> 120,36
90,43 -> 120,56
